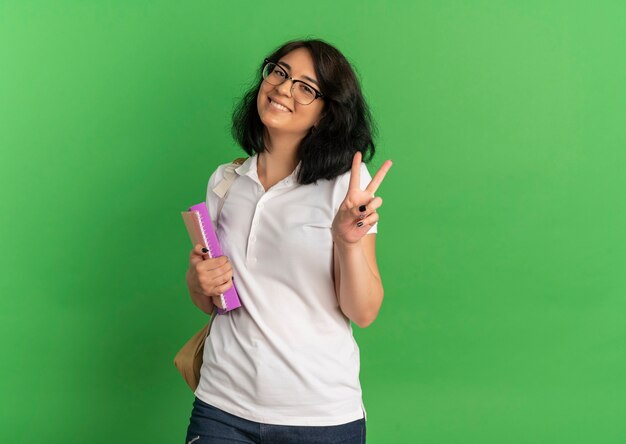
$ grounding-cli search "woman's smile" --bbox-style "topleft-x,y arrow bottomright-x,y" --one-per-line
268,97 -> 292,113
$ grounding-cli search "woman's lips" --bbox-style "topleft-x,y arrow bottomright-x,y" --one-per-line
268,97 -> 291,112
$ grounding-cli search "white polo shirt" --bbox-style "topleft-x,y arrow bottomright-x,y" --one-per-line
194,153 -> 377,426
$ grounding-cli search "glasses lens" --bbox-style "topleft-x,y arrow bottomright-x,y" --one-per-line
262,62 -> 285,86
293,82 -> 316,105
262,61 -> 319,105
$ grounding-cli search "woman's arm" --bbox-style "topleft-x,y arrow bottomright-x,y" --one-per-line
333,233 -> 383,328
186,268 -> 215,315
330,151 -> 392,328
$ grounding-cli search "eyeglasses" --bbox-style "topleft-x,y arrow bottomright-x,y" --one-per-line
261,58 -> 324,105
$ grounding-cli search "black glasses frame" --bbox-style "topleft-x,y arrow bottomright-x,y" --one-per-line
262,58 -> 324,104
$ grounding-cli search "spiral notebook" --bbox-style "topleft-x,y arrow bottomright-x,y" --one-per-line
181,202 -> 242,314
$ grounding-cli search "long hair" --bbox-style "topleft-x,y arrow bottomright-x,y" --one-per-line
231,38 -> 377,185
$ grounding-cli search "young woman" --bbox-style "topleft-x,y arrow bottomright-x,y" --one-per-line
184,38 -> 392,444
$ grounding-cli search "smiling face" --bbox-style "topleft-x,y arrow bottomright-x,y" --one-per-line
256,48 -> 325,137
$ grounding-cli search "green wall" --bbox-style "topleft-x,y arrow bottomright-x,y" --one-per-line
1,1 -> 625,442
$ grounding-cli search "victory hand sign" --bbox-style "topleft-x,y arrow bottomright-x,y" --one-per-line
331,151 -> 393,246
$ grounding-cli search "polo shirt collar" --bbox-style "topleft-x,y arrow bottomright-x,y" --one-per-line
235,155 -> 255,177
236,153 -> 302,187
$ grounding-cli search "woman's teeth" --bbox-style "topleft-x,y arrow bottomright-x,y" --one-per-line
269,99 -> 290,112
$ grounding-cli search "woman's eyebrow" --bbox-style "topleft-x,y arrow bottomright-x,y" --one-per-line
277,61 -> 320,87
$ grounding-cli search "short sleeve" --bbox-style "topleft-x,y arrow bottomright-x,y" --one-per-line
332,162 -> 378,235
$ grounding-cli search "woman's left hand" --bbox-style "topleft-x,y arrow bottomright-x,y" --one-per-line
331,151 -> 392,246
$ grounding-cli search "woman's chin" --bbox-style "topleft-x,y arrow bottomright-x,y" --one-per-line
260,114 -> 291,130
259,112 -> 313,135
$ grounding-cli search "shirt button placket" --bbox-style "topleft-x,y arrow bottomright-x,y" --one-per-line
248,197 -> 265,264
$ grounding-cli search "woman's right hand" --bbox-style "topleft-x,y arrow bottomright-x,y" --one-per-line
187,243 -> 234,311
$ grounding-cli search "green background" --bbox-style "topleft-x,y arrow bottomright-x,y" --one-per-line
1,1 -> 625,442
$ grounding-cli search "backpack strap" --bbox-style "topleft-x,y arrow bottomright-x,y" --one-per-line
212,157 -> 248,228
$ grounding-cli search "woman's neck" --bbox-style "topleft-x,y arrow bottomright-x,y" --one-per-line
257,131 -> 301,187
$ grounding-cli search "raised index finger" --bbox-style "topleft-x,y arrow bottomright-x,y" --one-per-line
348,151 -> 362,190
365,160 -> 393,195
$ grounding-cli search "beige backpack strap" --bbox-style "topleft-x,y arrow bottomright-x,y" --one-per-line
212,157 -> 248,228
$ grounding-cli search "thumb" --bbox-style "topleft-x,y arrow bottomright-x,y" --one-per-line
189,243 -> 210,265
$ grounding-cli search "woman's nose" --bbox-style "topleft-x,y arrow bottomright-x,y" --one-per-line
275,79 -> 293,97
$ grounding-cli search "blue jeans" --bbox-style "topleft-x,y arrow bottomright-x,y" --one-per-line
185,396 -> 366,444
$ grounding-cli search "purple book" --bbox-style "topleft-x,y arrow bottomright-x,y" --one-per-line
181,202 -> 242,314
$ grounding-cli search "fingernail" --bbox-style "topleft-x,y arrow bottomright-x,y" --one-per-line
202,247 -> 208,253
357,221 -> 364,227
359,205 -> 366,212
